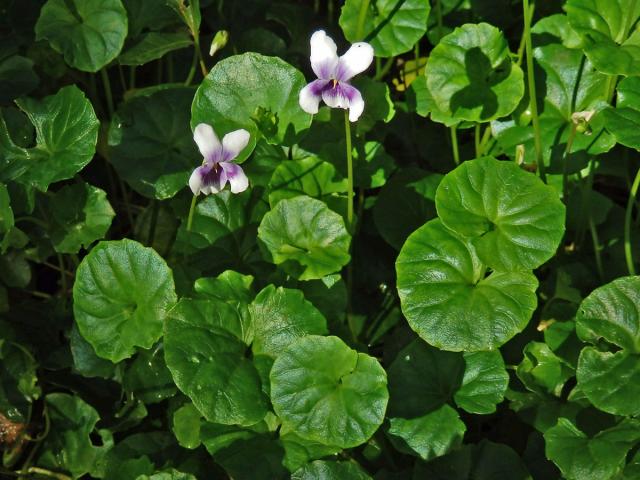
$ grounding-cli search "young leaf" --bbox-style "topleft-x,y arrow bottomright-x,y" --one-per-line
291,460 -> 372,480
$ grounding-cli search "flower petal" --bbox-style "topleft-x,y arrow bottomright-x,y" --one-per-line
321,83 -> 365,122
310,30 -> 338,79
191,163 -> 228,195
336,42 -> 374,81
346,85 -> 365,122
299,79 -> 329,114
189,166 -> 205,195
193,123 -> 222,162
221,129 -> 251,161
220,162 -> 249,193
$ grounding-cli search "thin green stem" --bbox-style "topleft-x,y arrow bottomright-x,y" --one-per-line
605,75 -> 618,104
117,65 -> 127,93
522,0 -> 545,182
450,125 -> 460,165
478,125 -> 493,155
194,38 -> 208,76
474,124 -> 481,158
356,0 -> 371,39
129,66 -> 136,89
624,165 -> 640,275
588,214 -> 604,281
344,110 -> 354,230
373,57 -> 393,80
147,200 -> 159,246
184,49 -> 198,85
186,195 -> 198,232
562,123 -> 578,200
118,177 -> 135,229
56,253 -> 67,298
100,68 -> 114,118
26,467 -> 71,480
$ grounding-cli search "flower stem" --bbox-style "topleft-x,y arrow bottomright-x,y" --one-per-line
625,165 -> 640,275
450,125 -> 460,165
185,49 -> 198,86
344,110 -> 354,230
588,214 -> 604,282
187,195 -> 198,233
562,123 -> 578,200
522,0 -> 545,182
356,0 -> 371,39
100,68 -> 114,118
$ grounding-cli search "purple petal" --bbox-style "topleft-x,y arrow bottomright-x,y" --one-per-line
193,124 -> 222,163
321,83 -> 365,122
310,30 -> 338,80
335,42 -> 374,82
220,162 -> 249,193
299,79 -> 330,114
190,163 -> 228,195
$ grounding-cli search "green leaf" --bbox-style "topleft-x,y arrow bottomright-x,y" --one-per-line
565,0 -> 640,75
373,168 -> 441,250
545,418 -> 640,480
123,345 -> 176,404
191,53 -> 312,157
387,339 -> 463,418
69,323 -> 115,379
602,107 -> 640,149
352,78 -> 396,135
280,426 -> 341,473
137,470 -> 196,480
164,298 -> 269,425
171,403 -> 201,450
396,219 -> 539,351
38,393 -> 112,479
436,157 -> 566,271
339,0 -> 430,58
258,196 -> 351,281
249,285 -> 327,358
291,460 -> 372,480
426,23 -> 524,122
0,55 -> 38,103
0,339 -> 40,422
577,348 -> 640,416
108,86 -> 199,199
73,239 -> 177,362
35,0 -> 128,72
268,156 -> 347,208
0,182 -> 14,246
119,32 -> 192,66
517,342 -> 575,397
454,351 -> 509,414
0,85 -> 99,190
46,182 -> 115,254
388,404 -> 465,461
353,141 -> 395,189
211,435 -> 287,480
270,335 -> 388,448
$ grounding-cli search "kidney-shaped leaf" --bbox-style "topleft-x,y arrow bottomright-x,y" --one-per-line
396,219 -> 538,351
73,239 -> 177,362
164,298 -> 269,426
454,351 -> 509,414
565,0 -> 640,76
258,196 -> 351,281
292,460 -> 372,480
270,335 -> 388,449
339,0 -> 430,57
35,0 -> 128,72
192,53 -> 312,158
426,23 -> 524,122
436,157 -> 566,271
0,85 -> 99,190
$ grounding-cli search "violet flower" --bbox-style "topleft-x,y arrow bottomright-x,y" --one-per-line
189,123 -> 250,195
299,30 -> 374,122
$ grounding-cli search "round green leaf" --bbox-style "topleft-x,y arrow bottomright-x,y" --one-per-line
172,403 -> 201,450
292,460 -> 372,480
576,276 -> 640,352
388,404 -> 465,461
258,196 -> 351,281
270,335 -> 388,449
191,52 -> 312,158
35,0 -> 128,72
73,239 -> 177,363
577,348 -> 640,416
164,298 -> 269,426
0,85 -> 99,190
249,285 -> 327,358
123,345 -> 176,404
602,106 -> 640,149
46,182 -> 115,254
516,342 -> 574,397
435,156 -> 566,271
108,87 -> 199,199
339,0 -> 430,57
118,32 -> 192,66
280,426 -> 341,473
454,351 -> 509,414
565,0 -> 640,76
426,23 -> 524,122
396,219 -> 539,351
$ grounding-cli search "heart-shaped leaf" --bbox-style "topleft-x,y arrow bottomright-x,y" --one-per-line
35,0 -> 128,72
270,335 -> 388,448
396,219 -> 538,351
73,239 -> 177,362
436,156 -> 566,271
258,196 -> 351,281
454,351 -> 509,414
118,32 -> 192,66
0,85 -> 99,190
191,53 -> 312,158
339,0 -> 430,57
426,23 -> 524,122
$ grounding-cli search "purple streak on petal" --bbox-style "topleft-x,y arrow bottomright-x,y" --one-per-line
313,59 -> 337,80
199,163 -> 228,193
334,62 -> 351,82
220,162 -> 249,193
310,79 -> 331,95
321,82 -> 359,109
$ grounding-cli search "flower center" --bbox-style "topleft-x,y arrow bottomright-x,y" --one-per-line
332,78 -> 339,89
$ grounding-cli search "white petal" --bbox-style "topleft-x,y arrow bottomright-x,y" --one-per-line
220,162 -> 249,193
299,80 -> 327,114
336,42 -> 374,81
221,129 -> 250,161
193,123 -> 221,161
310,30 -> 338,79
189,167 -> 204,195
348,87 -> 365,122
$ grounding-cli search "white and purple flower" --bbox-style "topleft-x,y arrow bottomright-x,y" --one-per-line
188,123 -> 250,195
299,30 -> 374,122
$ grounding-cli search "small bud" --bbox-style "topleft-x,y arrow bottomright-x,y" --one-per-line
515,144 -> 526,166
209,30 -> 229,57
571,110 -> 595,135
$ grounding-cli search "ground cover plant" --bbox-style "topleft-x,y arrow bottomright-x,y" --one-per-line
2,0 -> 640,478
